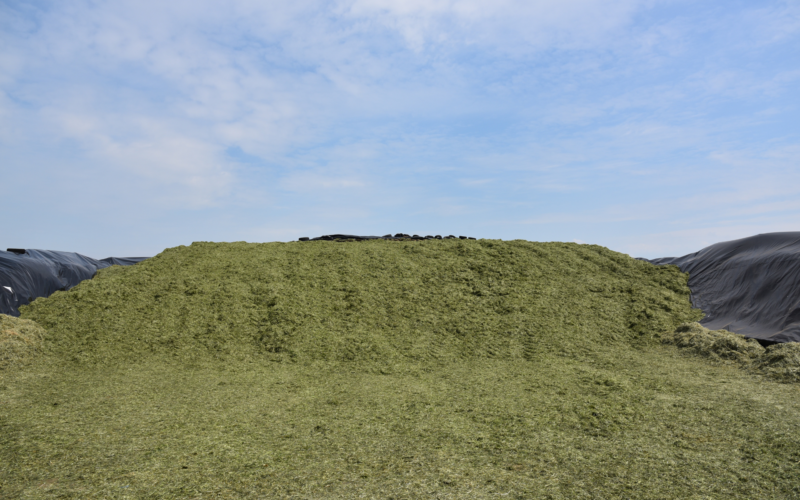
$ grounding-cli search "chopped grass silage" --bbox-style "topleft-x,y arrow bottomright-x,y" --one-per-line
0,314 -> 46,371
20,239 -> 703,366
663,322 -> 800,383
755,343 -> 800,383
4,239 -> 800,498
3,350 -> 800,499
662,322 -> 766,364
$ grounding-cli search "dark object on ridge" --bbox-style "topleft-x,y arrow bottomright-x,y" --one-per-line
0,249 -> 149,317
309,234 -> 386,242
302,234 -> 477,242
640,232 -> 800,344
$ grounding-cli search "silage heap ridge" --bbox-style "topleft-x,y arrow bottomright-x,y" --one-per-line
20,239 -> 703,366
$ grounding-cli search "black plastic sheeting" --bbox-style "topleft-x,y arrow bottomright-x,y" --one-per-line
0,249 -> 148,317
301,234 -> 477,241
640,232 -> 800,344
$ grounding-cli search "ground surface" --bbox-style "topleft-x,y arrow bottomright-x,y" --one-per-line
2,349 -> 799,499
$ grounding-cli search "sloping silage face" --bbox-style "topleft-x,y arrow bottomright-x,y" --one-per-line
19,239 -> 703,366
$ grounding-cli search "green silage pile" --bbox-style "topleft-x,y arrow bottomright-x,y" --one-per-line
21,239 -> 702,366
8,240 -> 800,499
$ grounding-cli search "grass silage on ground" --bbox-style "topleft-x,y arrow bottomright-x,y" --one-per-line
2,239 -> 799,498
662,322 -> 800,383
0,315 -> 45,370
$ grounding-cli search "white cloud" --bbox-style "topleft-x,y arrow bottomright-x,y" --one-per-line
280,173 -> 368,193
344,0 -> 647,52
100,136 -> 233,202
459,178 -> 494,186
33,105 -> 236,208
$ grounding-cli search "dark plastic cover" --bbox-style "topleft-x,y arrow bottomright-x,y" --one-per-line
0,249 -> 148,317
640,232 -> 800,343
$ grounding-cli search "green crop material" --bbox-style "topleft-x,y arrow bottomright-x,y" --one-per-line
4,240 -> 800,498
0,314 -> 46,371
663,322 -> 766,364
663,322 -> 800,383
21,239 -> 701,366
754,342 -> 800,383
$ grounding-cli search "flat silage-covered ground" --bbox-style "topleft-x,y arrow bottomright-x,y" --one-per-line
1,239 -> 799,498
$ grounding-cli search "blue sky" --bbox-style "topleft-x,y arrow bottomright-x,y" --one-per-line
1,0 -> 799,259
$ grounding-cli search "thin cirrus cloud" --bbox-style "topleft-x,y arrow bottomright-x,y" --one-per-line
0,0 -> 798,258
344,0 -> 645,51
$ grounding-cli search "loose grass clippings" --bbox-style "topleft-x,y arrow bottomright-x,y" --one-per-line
663,322 -> 800,383
0,314 -> 45,371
